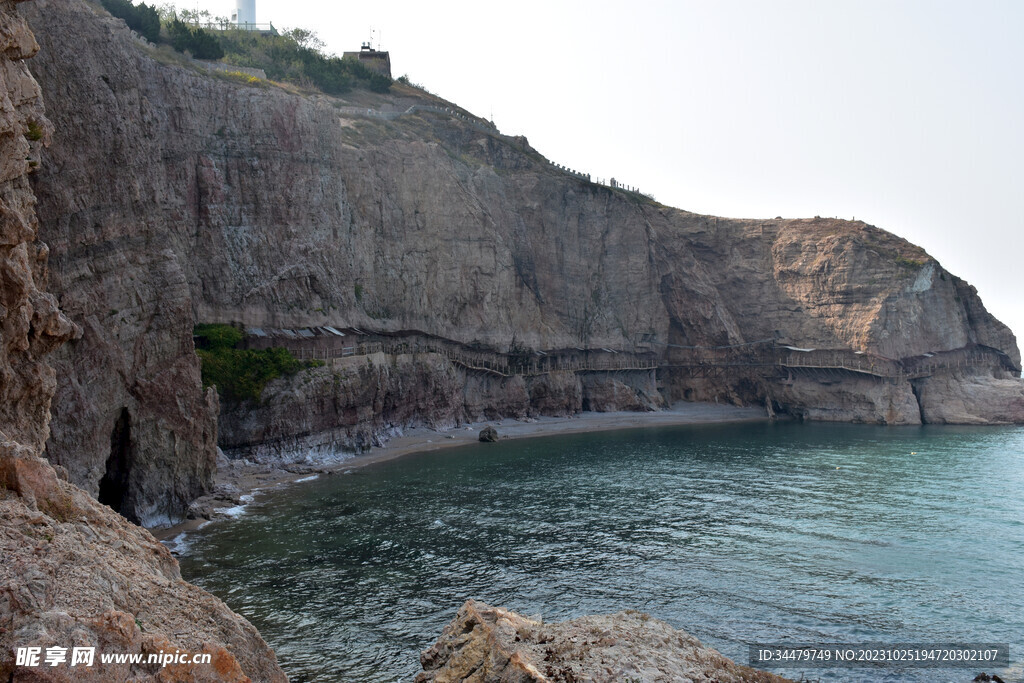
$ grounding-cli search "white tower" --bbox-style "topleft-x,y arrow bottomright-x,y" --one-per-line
233,0 -> 256,28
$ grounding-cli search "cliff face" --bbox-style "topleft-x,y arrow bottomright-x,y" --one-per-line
0,0 -> 75,454
0,2 -> 287,679
21,0 -> 218,527
20,0 -> 1024,521
217,351 -> 660,461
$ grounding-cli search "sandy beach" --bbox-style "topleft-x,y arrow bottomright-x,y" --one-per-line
154,401 -> 769,542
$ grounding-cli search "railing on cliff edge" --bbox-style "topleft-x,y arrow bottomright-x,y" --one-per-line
247,329 -> 1016,382
658,340 -> 1017,382
283,339 -> 659,378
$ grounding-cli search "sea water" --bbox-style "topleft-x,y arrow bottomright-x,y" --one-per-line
177,422 -> 1024,682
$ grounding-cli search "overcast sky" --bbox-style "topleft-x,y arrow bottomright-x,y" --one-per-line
174,0 -> 1024,340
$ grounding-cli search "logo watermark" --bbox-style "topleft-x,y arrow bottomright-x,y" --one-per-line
15,646 -> 212,668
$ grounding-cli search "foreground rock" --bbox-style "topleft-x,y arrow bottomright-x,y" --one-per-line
417,600 -> 790,683
0,454 -> 287,682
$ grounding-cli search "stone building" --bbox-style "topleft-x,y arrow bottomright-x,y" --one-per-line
343,43 -> 392,78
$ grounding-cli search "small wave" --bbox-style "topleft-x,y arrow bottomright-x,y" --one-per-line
294,474 -> 320,483
218,494 -> 255,519
218,504 -> 247,518
161,534 -> 189,555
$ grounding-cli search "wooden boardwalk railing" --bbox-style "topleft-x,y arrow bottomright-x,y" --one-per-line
287,338 -> 658,377
275,334 -> 1015,382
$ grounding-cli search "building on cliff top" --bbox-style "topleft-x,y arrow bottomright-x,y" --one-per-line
232,0 -> 255,27
229,0 -> 275,32
343,43 -> 392,78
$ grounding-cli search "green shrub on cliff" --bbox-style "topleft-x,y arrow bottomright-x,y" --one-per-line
214,29 -> 391,95
106,3 -> 390,95
194,323 -> 243,349
25,121 -> 44,142
167,18 -> 225,60
193,324 -> 310,402
100,0 -> 161,43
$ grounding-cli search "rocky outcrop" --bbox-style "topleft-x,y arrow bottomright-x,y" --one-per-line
0,0 -> 76,455
773,375 -> 923,424
914,370 -> 1024,424
217,353 -> 661,461
18,0 -> 1024,520
582,373 -> 661,412
416,600 -> 790,683
0,463 -> 287,682
218,352 -> 464,459
1,4 -> 286,679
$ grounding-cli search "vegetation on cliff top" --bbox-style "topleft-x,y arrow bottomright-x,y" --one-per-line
99,0 -> 161,42
100,1 -> 390,94
194,324 -> 317,402
215,27 -> 391,95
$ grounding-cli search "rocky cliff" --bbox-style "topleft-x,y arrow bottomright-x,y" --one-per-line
19,0 -> 219,527
0,0 -> 75,460
0,464 -> 288,682
416,600 -> 790,683
217,350 -> 661,461
1,2 -> 286,679
20,0 -> 1024,524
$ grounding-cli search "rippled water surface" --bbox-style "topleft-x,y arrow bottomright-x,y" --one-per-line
177,422 -> 1024,682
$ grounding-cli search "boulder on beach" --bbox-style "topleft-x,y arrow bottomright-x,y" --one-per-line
478,426 -> 499,442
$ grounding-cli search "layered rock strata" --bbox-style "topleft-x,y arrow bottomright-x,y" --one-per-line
913,370 -> 1024,424
416,599 -> 790,683
20,0 -> 219,526
19,0 -> 1024,523
1,3 -> 286,679
217,352 -> 661,460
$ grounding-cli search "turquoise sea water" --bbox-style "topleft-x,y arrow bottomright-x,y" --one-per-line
177,422 -> 1024,682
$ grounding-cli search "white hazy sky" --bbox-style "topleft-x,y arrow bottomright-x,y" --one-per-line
174,0 -> 1024,340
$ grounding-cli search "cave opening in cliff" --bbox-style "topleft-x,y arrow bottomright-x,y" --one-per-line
99,407 -> 135,521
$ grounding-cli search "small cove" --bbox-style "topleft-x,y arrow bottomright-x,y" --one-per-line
177,421 -> 1024,682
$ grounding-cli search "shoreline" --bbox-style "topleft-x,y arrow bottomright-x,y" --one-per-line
154,401 -> 770,543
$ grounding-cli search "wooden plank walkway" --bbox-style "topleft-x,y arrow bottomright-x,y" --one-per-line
274,334 -> 1015,381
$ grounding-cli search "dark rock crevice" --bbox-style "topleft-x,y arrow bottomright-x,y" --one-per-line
98,406 -> 135,521
910,380 -> 927,425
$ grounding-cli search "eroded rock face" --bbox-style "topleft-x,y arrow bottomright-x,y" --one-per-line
914,370 -> 1024,424
218,352 -> 465,459
773,375 -> 923,425
18,0 -> 1024,520
0,4 -> 287,679
582,373 -> 662,412
416,599 -> 791,683
0,464 -> 287,682
0,0 -> 76,454
18,0 -> 218,526
217,354 -> 665,461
